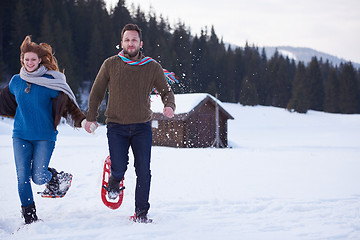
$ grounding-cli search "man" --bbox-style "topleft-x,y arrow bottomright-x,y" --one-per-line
83,23 -> 176,223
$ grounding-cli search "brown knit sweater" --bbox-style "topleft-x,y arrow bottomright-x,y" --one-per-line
86,53 -> 176,124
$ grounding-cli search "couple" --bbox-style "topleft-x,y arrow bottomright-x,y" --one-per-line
0,24 -> 176,225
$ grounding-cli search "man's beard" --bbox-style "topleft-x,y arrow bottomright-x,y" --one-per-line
123,47 -> 140,58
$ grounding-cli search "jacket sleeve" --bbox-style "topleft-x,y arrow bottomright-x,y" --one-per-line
63,96 -> 86,128
53,92 -> 85,129
0,85 -> 17,118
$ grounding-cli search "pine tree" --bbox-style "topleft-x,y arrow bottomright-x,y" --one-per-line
256,48 -> 268,105
338,63 -> 359,113
111,0 -> 132,41
52,18 -> 80,91
242,48 -> 261,106
275,58 -> 292,108
222,45 -> 236,102
10,0 -> 32,72
324,68 -> 340,113
133,6 -> 148,40
171,22 -> 192,94
265,51 -> 292,107
287,62 -> 309,113
190,35 -> 202,93
306,57 -> 324,111
156,15 -> 173,66
40,11 -> 55,47
202,26 -> 219,95
239,77 -> 259,106
233,47 -> 244,103
196,29 -> 210,93
0,0 -> 14,81
88,24 -> 105,80
206,80 -> 217,96
215,39 -> 228,100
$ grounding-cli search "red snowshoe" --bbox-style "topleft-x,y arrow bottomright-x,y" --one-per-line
101,156 -> 124,209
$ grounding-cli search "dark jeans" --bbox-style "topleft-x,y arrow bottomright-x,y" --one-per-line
107,122 -> 152,215
13,138 -> 55,207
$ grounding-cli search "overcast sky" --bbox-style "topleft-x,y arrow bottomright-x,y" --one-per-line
105,0 -> 360,63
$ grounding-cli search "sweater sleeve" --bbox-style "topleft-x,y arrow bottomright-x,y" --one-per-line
153,64 -> 176,111
0,85 -> 17,118
86,58 -> 111,121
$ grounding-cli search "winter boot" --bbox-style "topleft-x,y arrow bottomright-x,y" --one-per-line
46,168 -> 60,193
107,175 -> 122,200
21,202 -> 38,224
41,167 -> 73,198
130,213 -> 153,223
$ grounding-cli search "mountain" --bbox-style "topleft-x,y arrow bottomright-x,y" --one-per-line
226,43 -> 360,68
262,46 -> 360,68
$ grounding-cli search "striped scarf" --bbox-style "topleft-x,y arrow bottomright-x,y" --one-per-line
118,50 -> 178,85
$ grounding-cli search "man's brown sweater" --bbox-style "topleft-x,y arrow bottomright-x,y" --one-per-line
86,53 -> 176,124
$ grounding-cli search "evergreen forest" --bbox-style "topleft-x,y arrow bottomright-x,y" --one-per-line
1,0 -> 359,114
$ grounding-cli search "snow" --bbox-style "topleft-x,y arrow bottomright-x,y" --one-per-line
150,93 -> 227,114
150,93 -> 230,118
278,49 -> 298,61
1,103 -> 360,239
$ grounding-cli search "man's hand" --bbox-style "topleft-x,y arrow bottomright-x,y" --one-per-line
81,119 -> 99,134
163,107 -> 174,118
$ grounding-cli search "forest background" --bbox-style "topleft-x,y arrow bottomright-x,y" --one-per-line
0,0 -> 359,115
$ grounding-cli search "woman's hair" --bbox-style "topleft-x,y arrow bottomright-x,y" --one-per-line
20,35 -> 59,71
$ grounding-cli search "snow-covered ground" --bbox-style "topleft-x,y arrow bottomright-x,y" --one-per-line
1,103 -> 360,240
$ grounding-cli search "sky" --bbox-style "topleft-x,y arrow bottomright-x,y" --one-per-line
104,0 -> 360,64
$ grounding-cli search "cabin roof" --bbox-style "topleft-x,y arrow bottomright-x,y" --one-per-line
150,93 -> 234,120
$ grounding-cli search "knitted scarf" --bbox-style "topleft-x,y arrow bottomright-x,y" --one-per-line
19,65 -> 79,108
20,65 -> 80,127
118,50 -> 178,85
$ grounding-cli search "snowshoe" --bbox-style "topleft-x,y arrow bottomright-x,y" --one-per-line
101,156 -> 125,209
38,168 -> 73,198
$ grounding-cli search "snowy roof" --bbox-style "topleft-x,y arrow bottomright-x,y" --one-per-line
150,93 -> 232,116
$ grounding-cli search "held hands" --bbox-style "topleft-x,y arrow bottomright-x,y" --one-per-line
163,107 -> 174,118
81,119 -> 99,134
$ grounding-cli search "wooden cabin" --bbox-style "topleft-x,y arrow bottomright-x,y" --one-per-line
150,93 -> 234,148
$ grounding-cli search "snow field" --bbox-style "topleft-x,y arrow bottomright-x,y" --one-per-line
1,104 -> 360,239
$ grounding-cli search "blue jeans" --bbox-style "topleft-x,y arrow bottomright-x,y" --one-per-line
13,138 -> 55,207
107,122 -> 152,215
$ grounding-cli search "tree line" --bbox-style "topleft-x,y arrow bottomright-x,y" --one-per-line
1,0 -> 359,114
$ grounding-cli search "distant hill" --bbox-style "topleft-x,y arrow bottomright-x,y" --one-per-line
263,46 -> 360,69
226,43 -> 359,69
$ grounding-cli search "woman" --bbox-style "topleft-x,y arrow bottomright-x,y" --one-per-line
0,36 -> 89,224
